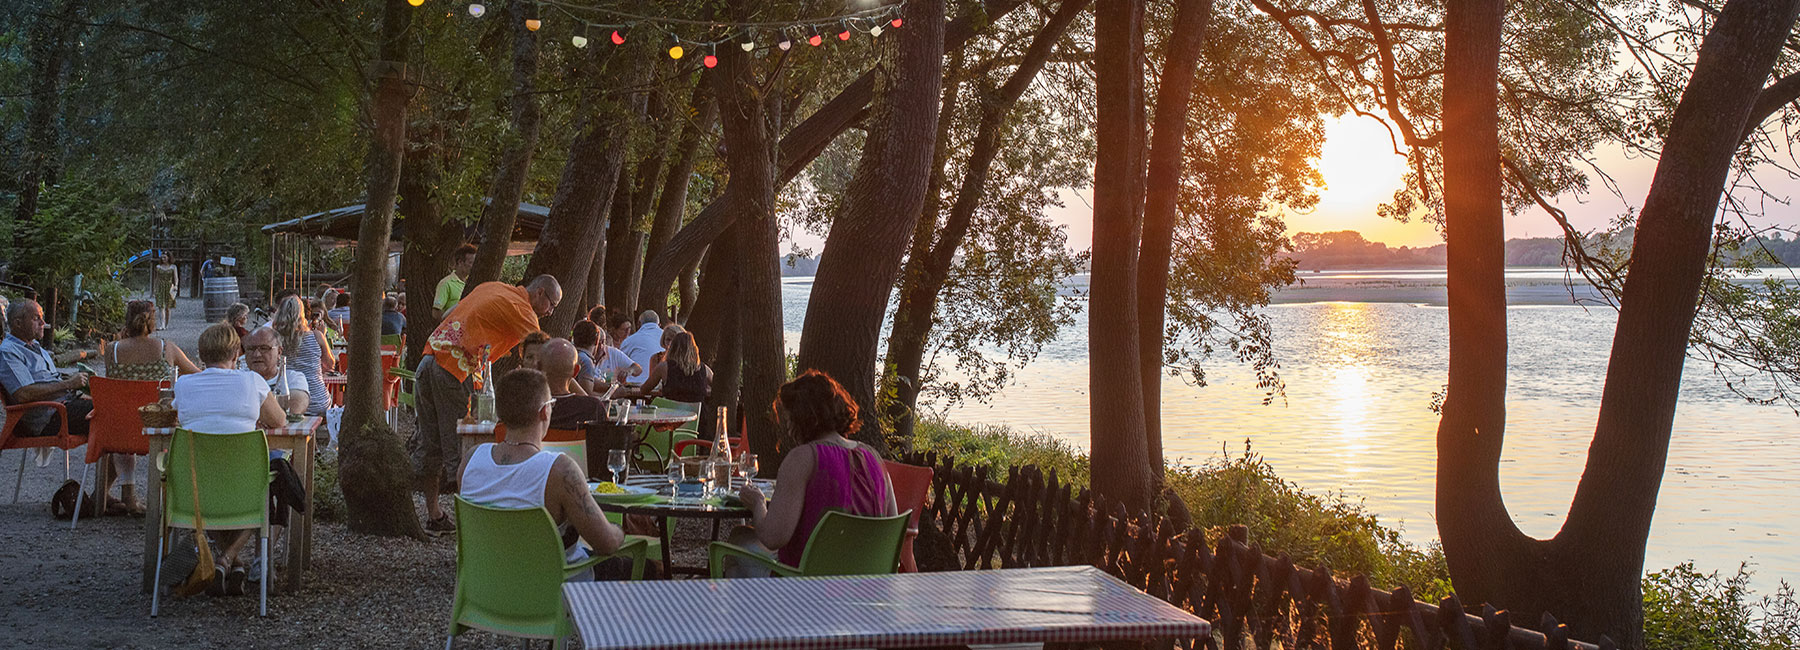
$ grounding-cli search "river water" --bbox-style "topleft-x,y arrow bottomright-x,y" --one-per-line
778,269 -> 1799,590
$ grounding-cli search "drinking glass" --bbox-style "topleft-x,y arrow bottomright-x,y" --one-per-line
665,458 -> 682,497
738,453 -> 759,482
606,449 -> 629,485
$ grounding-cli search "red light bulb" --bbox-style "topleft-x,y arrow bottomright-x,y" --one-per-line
890,18 -> 903,28
703,54 -> 718,68
610,30 -> 625,45
808,34 -> 822,46
837,30 -> 850,40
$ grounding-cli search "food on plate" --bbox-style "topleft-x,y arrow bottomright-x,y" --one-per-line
592,481 -> 625,494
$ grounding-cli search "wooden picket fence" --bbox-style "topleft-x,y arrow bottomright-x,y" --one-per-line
898,452 -> 1612,650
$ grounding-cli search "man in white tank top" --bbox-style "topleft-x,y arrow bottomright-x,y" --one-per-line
456,368 -> 625,572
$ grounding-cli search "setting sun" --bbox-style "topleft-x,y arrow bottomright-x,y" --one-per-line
1315,114 -> 1410,209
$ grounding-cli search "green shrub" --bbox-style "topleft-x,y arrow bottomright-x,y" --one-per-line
311,447 -> 347,523
908,418 -> 1449,600
1643,562 -> 1798,650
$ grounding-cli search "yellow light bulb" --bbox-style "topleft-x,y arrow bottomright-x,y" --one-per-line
407,0 -> 424,6
525,18 -> 541,31
668,45 -> 684,59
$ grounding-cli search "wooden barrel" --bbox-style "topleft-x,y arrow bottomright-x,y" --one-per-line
202,276 -> 239,322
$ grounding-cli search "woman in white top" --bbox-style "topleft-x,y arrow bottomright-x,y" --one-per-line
458,368 -> 625,574
171,323 -> 285,595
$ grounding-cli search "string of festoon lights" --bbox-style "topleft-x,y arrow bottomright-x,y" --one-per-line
406,0 -> 906,69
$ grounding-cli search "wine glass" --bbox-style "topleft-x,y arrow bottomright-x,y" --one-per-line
606,449 -> 629,485
738,453 -> 759,483
665,457 -> 682,498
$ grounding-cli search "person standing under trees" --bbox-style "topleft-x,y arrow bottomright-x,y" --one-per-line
102,300 -> 200,514
433,244 -> 477,321
154,254 -> 178,329
412,275 -> 562,534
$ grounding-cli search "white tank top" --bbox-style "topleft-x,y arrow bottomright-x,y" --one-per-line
461,443 -> 558,509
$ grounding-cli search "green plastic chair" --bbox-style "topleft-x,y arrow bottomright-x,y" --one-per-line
446,496 -> 650,649
379,333 -> 403,349
708,509 -> 911,578
150,429 -> 272,617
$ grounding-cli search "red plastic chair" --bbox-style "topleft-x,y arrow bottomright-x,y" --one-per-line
670,437 -> 747,460
73,377 -> 163,526
882,460 -> 934,573
2,391 -> 84,503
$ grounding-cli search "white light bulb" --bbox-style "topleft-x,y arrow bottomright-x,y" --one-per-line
740,41 -> 754,52
572,35 -> 588,48
871,25 -> 883,37
467,3 -> 484,17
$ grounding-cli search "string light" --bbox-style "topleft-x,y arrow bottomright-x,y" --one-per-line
891,17 -> 903,28
407,0 -> 425,7
572,34 -> 588,48
778,29 -> 793,50
703,47 -> 718,68
808,32 -> 822,47
611,29 -> 625,45
467,3 -> 485,17
740,36 -> 755,52
668,43 -> 685,59
498,2 -> 907,60
871,24 -> 883,37
525,18 -> 541,31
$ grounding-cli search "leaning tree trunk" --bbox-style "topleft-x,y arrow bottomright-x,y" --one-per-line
1087,0 -> 1155,512
602,165 -> 636,308
464,0 -> 542,289
883,0 -> 1089,441
521,55 -> 648,334
339,0 -> 424,539
795,0 -> 946,451
709,26 -> 786,467
1434,0 -> 1800,645
397,135 -> 460,369
635,0 -> 1031,315
1136,0 -> 1213,472
642,83 -> 716,306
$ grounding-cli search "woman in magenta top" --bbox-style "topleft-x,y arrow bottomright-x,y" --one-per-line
737,370 -> 897,566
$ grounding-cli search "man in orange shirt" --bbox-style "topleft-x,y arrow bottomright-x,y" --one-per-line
411,274 -> 562,533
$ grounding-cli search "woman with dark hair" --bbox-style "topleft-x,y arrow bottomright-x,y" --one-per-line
639,330 -> 710,410
729,371 -> 897,573
100,300 -> 200,514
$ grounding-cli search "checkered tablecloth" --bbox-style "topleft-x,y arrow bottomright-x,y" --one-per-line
563,565 -> 1210,649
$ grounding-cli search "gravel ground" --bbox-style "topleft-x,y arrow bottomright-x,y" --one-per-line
0,447 -> 722,649
1,300 -> 723,648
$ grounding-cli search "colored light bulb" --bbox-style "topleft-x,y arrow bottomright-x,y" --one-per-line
891,18 -> 903,28
808,34 -> 822,46
669,45 -> 684,59
611,30 -> 625,45
525,18 -> 541,31
703,54 -> 718,68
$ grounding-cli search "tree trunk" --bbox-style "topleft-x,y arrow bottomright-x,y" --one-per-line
676,259 -> 701,321
883,0 -> 1090,442
1087,0 -> 1155,512
643,84 -> 716,306
397,141 -> 458,370
602,165 -> 636,309
464,0 -> 542,289
521,57 -> 648,335
709,28 -> 787,467
1136,0 -> 1213,472
338,0 -> 423,539
635,0 -> 1031,315
795,0 -> 946,452
12,0 -> 85,226
689,234 -> 740,440
1434,0 -> 1799,645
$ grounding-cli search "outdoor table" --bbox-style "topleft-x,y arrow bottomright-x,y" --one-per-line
457,419 -> 498,459
460,408 -> 698,464
563,565 -> 1212,649
603,474 -> 763,578
139,416 -> 322,594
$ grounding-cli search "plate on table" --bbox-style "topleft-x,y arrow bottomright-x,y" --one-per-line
589,481 -> 658,504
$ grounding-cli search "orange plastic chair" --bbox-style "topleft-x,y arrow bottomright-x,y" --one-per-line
2,391 -> 84,503
670,436 -> 746,460
72,377 -> 163,526
882,460 -> 934,573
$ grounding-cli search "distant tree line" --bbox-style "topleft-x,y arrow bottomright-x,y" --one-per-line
1288,229 -> 1800,269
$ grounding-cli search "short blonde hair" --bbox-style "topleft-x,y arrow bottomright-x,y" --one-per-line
197,322 -> 242,364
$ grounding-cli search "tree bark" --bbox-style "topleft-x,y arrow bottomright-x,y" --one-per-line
1136,0 -> 1213,472
794,0 -> 947,452
1087,0 -> 1155,512
709,30 -> 786,469
13,0 -> 87,226
338,0 -> 423,539
464,0 -> 542,289
602,165 -> 636,309
1434,0 -> 1800,645
635,0 -> 1030,315
883,0 -> 1089,441
520,57 -> 649,335
688,234 -> 740,440
642,84 -> 716,306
